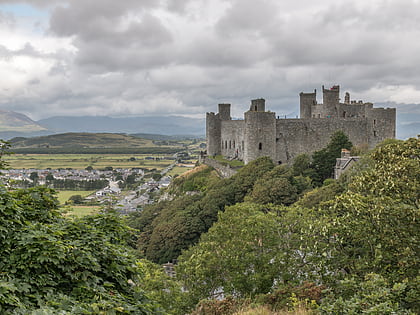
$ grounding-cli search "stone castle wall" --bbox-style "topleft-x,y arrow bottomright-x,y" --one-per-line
206,85 -> 396,164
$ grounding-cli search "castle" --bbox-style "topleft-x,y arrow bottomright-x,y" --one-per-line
206,85 -> 396,164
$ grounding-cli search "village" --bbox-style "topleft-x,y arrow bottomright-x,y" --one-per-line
0,160 -> 181,213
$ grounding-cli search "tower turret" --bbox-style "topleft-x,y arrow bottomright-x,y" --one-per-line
249,98 -> 266,112
299,89 -> 316,118
218,103 -> 231,120
322,85 -> 340,117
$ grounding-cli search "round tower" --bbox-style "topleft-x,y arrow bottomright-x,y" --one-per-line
206,112 -> 221,156
244,105 -> 276,164
299,89 -> 316,118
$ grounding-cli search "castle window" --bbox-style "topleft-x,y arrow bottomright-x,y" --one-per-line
259,143 -> 262,150
225,140 -> 227,149
373,131 -> 377,137
242,141 -> 244,150
373,119 -> 376,125
343,111 -> 346,118
318,114 -> 321,118
233,140 -> 235,148
229,141 -> 231,149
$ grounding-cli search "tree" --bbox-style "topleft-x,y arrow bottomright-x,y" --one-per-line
0,186 -> 160,314
29,171 -> 39,185
177,203 -> 305,306
68,194 -> 84,204
311,131 -> 352,185
0,140 -> 12,169
246,177 -> 298,205
301,138 -> 419,285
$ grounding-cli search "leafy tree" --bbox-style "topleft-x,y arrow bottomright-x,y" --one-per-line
246,177 -> 297,205
302,138 -> 419,285
177,203 -> 306,306
294,181 -> 344,209
68,194 -> 84,204
131,157 -> 276,264
0,186 -> 160,314
311,131 -> 352,186
319,274 -> 417,314
0,140 -> 11,169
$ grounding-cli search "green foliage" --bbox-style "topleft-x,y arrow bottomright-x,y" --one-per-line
177,203 -> 309,306
131,157 -> 276,264
295,181 -> 344,209
169,165 -> 216,194
311,131 -> 352,186
300,138 -> 419,286
68,194 -> 84,204
138,259 -> 188,315
348,137 -> 419,205
0,186 -> 159,314
319,274 -> 417,314
0,140 -> 12,169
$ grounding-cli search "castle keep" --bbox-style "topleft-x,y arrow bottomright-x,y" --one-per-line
206,85 -> 396,164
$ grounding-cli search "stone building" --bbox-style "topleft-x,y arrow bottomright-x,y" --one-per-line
206,85 -> 396,164
334,149 -> 361,179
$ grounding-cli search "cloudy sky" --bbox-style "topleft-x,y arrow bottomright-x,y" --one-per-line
1,0 -> 420,121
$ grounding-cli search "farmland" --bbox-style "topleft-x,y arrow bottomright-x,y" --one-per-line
3,154 -> 180,170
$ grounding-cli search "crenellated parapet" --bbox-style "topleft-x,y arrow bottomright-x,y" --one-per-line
206,85 -> 396,164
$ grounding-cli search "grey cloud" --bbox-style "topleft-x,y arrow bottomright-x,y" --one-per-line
2,0 -> 420,121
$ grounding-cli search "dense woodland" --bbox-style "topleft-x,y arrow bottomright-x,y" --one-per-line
0,134 -> 418,314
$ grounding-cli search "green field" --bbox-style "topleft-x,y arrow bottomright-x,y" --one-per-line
62,205 -> 101,217
56,190 -> 96,204
4,154 -> 176,170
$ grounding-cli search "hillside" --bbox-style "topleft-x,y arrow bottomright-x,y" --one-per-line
9,132 -> 157,148
0,110 -> 47,132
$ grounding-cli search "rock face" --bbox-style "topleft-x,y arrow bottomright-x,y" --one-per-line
206,85 -> 396,164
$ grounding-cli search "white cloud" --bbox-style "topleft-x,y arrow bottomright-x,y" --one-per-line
0,0 -> 419,124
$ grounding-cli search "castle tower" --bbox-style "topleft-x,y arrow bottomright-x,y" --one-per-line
244,99 -> 276,164
206,112 -> 221,156
249,98 -> 266,112
218,103 -> 231,120
299,89 -> 316,118
322,85 -> 340,117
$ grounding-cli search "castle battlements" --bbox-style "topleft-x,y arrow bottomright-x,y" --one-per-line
206,85 -> 396,164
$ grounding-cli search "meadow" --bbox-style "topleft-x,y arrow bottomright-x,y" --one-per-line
4,154 -> 177,170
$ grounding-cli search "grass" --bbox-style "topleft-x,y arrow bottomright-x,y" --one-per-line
62,205 -> 101,217
211,155 -> 244,168
56,190 -> 96,204
166,165 -> 196,177
4,154 -> 175,170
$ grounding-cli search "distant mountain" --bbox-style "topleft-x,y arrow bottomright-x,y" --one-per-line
37,115 -> 205,136
397,122 -> 420,139
0,109 -> 47,133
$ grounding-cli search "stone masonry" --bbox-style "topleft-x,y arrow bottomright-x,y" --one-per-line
206,85 -> 396,164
